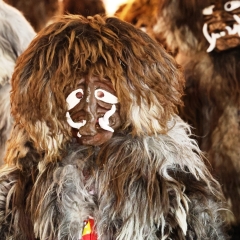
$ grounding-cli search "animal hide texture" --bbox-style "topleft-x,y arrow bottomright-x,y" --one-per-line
0,116 -> 229,239
0,0 -> 35,166
154,0 -> 240,233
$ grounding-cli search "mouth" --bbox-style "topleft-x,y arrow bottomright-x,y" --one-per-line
203,14 -> 240,52
77,132 -> 113,146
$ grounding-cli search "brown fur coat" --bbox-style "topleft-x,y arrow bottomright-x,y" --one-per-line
0,14 -> 229,239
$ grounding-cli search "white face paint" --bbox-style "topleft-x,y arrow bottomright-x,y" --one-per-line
202,1 -> 240,52
98,105 -> 117,132
66,88 -> 86,137
94,89 -> 118,104
66,88 -> 83,110
95,88 -> 119,132
66,87 -> 119,137
202,5 -> 215,15
224,1 -> 240,11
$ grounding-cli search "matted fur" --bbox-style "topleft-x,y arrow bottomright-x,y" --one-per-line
0,0 -> 35,165
115,0 -> 159,32
155,0 -> 240,235
0,15 -> 229,239
0,118 -> 229,239
115,0 -> 178,56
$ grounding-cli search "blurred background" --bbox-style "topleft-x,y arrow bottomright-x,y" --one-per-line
3,0 -> 129,32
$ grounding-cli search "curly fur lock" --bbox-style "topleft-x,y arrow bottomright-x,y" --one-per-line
0,14 -> 229,239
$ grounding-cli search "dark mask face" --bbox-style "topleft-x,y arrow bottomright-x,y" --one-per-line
65,76 -> 122,146
202,0 -> 240,52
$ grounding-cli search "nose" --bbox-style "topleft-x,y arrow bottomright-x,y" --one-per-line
78,89 -> 98,136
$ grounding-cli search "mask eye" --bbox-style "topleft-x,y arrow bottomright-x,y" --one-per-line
76,91 -> 83,99
66,88 -> 84,110
202,5 -> 215,15
95,89 -> 118,104
224,1 -> 240,11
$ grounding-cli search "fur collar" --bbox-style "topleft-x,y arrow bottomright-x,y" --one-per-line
0,117 -> 229,239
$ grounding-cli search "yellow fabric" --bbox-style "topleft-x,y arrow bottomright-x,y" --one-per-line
82,220 -> 92,236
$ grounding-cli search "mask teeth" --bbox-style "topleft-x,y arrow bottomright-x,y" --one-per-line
203,23 -> 216,52
203,17 -> 240,52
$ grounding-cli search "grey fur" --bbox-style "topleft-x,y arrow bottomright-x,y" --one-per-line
0,116 -> 229,239
0,0 -> 35,165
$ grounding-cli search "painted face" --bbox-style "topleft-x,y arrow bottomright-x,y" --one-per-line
202,0 -> 240,52
66,76 -> 122,146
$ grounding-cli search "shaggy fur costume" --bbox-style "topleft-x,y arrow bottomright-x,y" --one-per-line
115,0 -> 159,32
115,0 -> 168,51
154,0 -> 240,237
0,15 -> 229,239
62,0 -> 105,16
4,0 -> 59,32
0,0 -> 35,165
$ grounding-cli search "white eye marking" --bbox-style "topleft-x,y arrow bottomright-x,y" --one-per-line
202,5 -> 215,15
95,89 -> 118,104
66,88 -> 84,110
224,1 -> 240,11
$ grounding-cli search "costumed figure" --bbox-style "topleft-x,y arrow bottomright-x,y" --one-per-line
115,0 -> 170,53
4,0 -> 60,32
0,14 -> 229,239
0,0 -> 35,165
154,0 -> 240,238
115,0 -> 159,38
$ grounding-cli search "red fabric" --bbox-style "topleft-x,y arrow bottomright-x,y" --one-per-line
82,218 -> 97,240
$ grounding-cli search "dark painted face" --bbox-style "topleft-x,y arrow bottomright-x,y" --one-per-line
202,0 -> 240,52
66,76 -> 122,146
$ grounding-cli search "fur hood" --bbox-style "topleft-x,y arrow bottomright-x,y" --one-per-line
0,116 -> 229,239
0,14 -> 229,240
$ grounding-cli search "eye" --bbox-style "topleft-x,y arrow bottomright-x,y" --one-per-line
224,1 -> 240,11
66,88 -> 84,110
96,90 -> 104,98
76,91 -> 83,99
202,5 -> 215,15
95,89 -> 118,104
